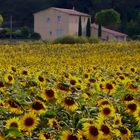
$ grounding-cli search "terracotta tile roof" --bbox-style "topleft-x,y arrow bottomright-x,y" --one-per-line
34,7 -> 90,17
91,23 -> 127,36
52,7 -> 90,17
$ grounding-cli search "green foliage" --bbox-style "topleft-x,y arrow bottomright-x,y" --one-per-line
20,26 -> 30,38
86,18 -> 91,37
0,28 -> 11,38
95,8 -> 120,29
78,16 -> 82,36
30,32 -> 41,40
53,35 -> 99,44
5,128 -> 24,140
132,35 -> 140,41
53,35 -> 84,44
0,14 -> 3,26
98,24 -> 102,38
87,37 -> 100,43
0,26 -> 41,39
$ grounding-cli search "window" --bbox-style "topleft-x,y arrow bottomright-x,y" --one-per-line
56,29 -> 63,37
57,16 -> 61,22
46,17 -> 50,23
50,31 -> 52,35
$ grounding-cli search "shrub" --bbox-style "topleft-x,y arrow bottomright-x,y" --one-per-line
53,35 -> 78,44
20,26 -> 30,38
0,28 -> 11,38
53,35 -> 100,44
76,36 -> 88,43
87,37 -> 100,43
13,29 -> 23,39
30,32 -> 41,40
132,35 -> 140,40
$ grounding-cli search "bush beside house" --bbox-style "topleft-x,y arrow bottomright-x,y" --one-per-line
53,35 -> 99,44
0,26 -> 41,40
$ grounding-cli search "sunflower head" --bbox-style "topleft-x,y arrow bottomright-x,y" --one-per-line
5,117 -> 21,130
48,118 -> 60,130
20,112 -> 39,132
5,99 -> 23,114
0,81 -> 4,88
62,96 -> 78,111
38,131 -> 53,140
119,126 -> 131,139
126,101 -> 137,114
133,107 -> 140,126
99,104 -> 115,119
113,114 -> 122,128
41,88 -> 56,101
8,65 -> 17,73
83,122 -> 101,140
4,74 -> 14,85
31,100 -> 47,115
60,130 -> 80,140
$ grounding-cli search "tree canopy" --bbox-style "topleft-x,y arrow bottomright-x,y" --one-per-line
95,9 -> 120,29
0,15 -> 3,26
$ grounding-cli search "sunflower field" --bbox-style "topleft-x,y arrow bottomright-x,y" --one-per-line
0,41 -> 140,140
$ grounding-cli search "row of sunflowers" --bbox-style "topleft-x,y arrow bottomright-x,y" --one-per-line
0,41 -> 140,140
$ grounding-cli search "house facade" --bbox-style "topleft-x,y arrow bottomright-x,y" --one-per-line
91,24 -> 127,41
34,7 -> 127,41
34,7 -> 90,40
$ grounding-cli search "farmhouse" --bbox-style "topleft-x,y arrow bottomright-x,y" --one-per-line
34,7 -> 127,41
91,23 -> 127,41
34,7 -> 90,40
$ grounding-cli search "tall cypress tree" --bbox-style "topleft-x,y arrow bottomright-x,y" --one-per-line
86,17 -> 91,37
98,24 -> 102,38
78,16 -> 82,36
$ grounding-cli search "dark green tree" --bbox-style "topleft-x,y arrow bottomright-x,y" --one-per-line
0,15 -> 3,26
95,8 -> 121,38
78,16 -> 82,36
86,17 -> 91,37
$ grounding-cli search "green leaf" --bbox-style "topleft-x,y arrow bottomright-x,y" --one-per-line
133,138 -> 140,140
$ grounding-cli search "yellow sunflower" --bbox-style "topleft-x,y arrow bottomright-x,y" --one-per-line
125,101 -> 138,114
61,96 -> 78,111
5,99 -> 23,114
133,106 -> 140,126
77,130 -> 87,140
4,73 -> 14,85
127,81 -> 138,93
119,126 -> 131,140
0,80 -> 5,88
41,88 -> 56,101
8,65 -> 17,74
38,131 -> 53,140
60,130 -> 80,140
98,104 -> 115,119
35,74 -> 46,86
31,100 -> 47,115
20,68 -> 30,77
83,122 -> 102,140
48,118 -> 60,130
5,117 -> 21,130
104,82 -> 116,95
113,114 -> 122,128
99,122 -> 113,140
97,98 -> 111,107
20,112 -> 39,132
122,94 -> 134,103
